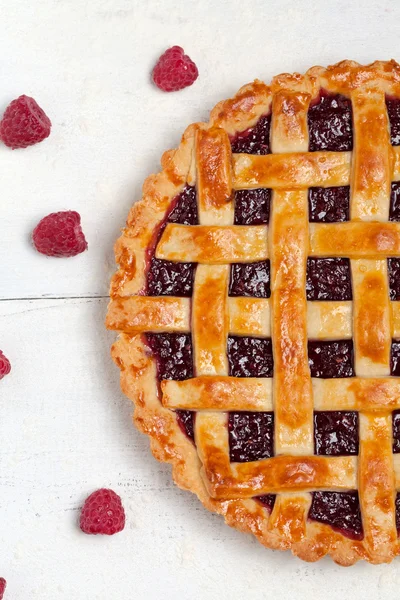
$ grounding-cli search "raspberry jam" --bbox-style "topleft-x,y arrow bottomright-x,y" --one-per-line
309,491 -> 363,540
256,494 -> 276,511
388,258 -> 400,300
308,340 -> 355,378
234,188 -> 271,225
386,97 -> 400,146
308,186 -> 350,222
229,261 -> 270,298
392,410 -> 400,453
306,258 -> 352,301
229,412 -> 274,463
396,494 -> 400,533
314,411 -> 359,456
391,341 -> 400,376
231,114 -> 271,155
227,336 -> 273,377
389,182 -> 400,221
176,410 -> 195,442
147,259 -> 195,297
145,333 -> 193,381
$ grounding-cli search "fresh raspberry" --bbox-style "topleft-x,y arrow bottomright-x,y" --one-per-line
32,211 -> 88,258
152,46 -> 198,92
0,578 -> 6,600
0,95 -> 51,149
0,352 -> 11,380
80,488 -> 125,535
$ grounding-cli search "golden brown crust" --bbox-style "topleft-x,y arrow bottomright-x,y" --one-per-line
161,376 -> 273,411
192,264 -> 229,376
196,127 -> 234,225
156,224 -> 268,263
106,297 -> 190,332
359,413 -> 397,562
309,221 -> 400,256
351,260 -> 391,376
107,60 -> 400,565
270,189 -> 313,455
233,150 -> 351,189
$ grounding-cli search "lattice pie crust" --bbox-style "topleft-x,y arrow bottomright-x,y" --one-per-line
107,61 -> 400,565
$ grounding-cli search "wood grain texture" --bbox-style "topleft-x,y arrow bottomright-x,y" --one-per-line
1,0 -> 400,597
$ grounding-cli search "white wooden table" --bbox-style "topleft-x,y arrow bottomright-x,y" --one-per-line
1,0 -> 400,597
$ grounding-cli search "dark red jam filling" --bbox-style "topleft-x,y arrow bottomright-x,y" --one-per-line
388,258 -> 400,300
308,340 -> 355,378
145,333 -> 193,381
234,188 -> 271,224
229,412 -> 274,462
147,260 -> 195,297
392,410 -> 400,453
229,261 -> 271,298
386,97 -> 400,146
308,186 -> 350,222
255,494 -> 276,511
167,185 -> 199,225
390,182 -> 400,221
309,491 -> 363,540
308,92 -> 353,152
227,336 -> 273,377
306,257 -> 352,301
391,340 -> 400,376
176,410 -> 195,442
396,493 -> 400,532
307,93 -> 352,234
147,185 -> 198,297
230,114 -> 271,155
314,411 -> 359,456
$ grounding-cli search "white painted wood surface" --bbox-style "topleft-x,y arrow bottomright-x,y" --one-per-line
1,0 -> 400,597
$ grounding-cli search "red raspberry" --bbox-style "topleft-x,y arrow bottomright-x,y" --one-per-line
0,578 -> 6,600
0,95 -> 51,149
0,352 -> 11,380
32,211 -> 88,258
152,46 -> 198,92
80,488 -> 125,535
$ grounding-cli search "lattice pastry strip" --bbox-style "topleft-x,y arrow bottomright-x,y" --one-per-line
111,297 -> 400,339
351,259 -> 391,376
110,296 -> 400,339
269,188 -> 313,455
196,127 -> 233,225
350,89 -> 392,221
268,493 -> 311,546
309,221 -> 400,256
233,146 -> 400,191
192,264 -> 230,376
156,223 -> 268,263
358,413 -> 397,559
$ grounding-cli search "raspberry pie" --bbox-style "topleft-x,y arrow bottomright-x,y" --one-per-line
107,60 -> 400,565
